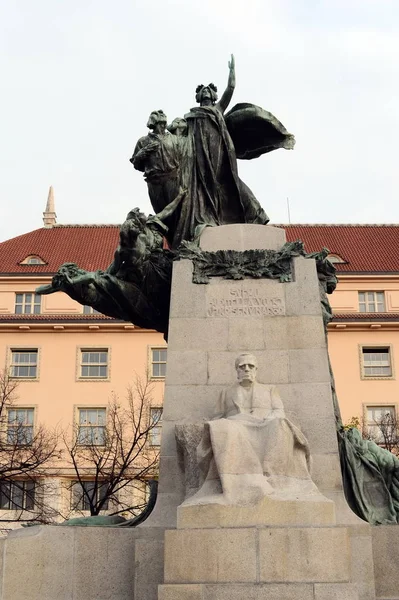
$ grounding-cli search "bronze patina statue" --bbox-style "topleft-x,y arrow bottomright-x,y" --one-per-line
131,55 -> 295,248
38,55 -> 295,337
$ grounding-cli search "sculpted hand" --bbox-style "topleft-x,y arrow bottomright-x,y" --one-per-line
228,54 -> 235,73
144,141 -> 160,153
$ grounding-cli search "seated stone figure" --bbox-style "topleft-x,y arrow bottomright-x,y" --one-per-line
179,354 -> 321,506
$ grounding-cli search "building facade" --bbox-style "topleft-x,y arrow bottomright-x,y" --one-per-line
1,199 -> 398,529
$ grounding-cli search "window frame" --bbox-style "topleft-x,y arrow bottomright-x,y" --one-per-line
0,480 -> 36,511
359,344 -> 394,380
76,407 -> 107,446
71,480 -> 109,511
358,291 -> 386,313
6,407 -> 35,446
149,347 -> 167,380
149,407 -> 163,446
9,348 -> 39,380
363,404 -> 397,444
14,292 -> 41,315
77,347 -> 110,381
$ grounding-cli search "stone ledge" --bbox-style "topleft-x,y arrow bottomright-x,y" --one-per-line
177,494 -> 336,529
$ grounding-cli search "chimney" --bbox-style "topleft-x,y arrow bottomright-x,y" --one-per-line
43,186 -> 57,227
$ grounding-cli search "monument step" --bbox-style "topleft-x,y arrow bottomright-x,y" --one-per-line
164,526 -> 351,585
177,493 -> 336,528
159,582 -> 359,600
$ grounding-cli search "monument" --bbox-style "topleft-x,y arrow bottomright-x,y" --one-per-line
2,54 -> 395,600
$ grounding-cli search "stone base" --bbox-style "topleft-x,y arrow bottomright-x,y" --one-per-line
164,526 -> 351,584
159,583 -> 359,600
177,494 -> 336,528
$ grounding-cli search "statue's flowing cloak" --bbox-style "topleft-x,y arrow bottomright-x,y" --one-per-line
224,103 -> 295,159
171,105 -> 269,248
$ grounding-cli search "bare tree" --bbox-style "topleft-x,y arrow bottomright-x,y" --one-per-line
345,411 -> 399,456
0,370 -> 62,526
64,376 -> 160,517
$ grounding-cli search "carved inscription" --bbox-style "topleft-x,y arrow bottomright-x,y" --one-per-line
207,287 -> 285,317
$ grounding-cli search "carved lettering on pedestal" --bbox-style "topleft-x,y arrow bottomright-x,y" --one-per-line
206,287 -> 285,317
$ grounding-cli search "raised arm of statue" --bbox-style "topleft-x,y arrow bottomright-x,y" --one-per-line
217,54 -> 236,114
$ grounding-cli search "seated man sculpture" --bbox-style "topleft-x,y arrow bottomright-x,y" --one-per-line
179,354 -> 322,506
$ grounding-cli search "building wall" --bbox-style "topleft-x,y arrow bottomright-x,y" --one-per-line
1,266 -> 399,529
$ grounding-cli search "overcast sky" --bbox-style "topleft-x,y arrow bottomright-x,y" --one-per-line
1,0 -> 398,242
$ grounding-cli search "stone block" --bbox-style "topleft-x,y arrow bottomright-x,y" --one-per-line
73,528 -> 137,600
259,527 -> 350,582
168,318 -> 229,351
278,382 -> 335,421
200,224 -> 286,252
177,494 -> 335,528
1,526 -> 75,600
287,315 -> 326,349
299,417 -> 339,455
310,453 -> 343,491
205,278 -> 285,321
164,528 -> 257,583
321,491 -> 366,526
314,583 -> 358,600
158,455 -> 185,495
141,491 -> 180,528
288,348 -> 330,384
263,316 -> 289,349
163,385 -> 225,422
228,317 -> 265,350
372,524 -> 399,599
262,315 -> 326,352
169,260 -> 207,318
159,420 -> 179,455
207,350 -> 289,385
347,524 -> 376,600
134,539 -> 164,600
285,257 -> 322,317
159,584 -> 203,600
166,350 -> 208,385
204,583 -> 314,600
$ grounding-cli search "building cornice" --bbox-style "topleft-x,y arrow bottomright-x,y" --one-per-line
0,321 -> 156,334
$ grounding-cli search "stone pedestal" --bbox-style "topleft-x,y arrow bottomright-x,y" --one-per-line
149,225 -> 376,600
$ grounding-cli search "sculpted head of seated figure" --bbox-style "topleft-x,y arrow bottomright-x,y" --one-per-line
235,353 -> 258,385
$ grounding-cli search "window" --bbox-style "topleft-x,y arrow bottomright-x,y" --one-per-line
15,293 -> 41,315
77,408 -> 106,445
362,347 -> 392,378
72,480 -> 109,511
151,348 -> 167,378
19,255 -> 46,265
149,408 -> 163,446
0,480 -> 35,510
366,406 -> 396,443
10,350 -> 38,379
327,254 -> 345,264
7,408 -> 34,445
80,349 -> 108,379
359,292 -> 385,313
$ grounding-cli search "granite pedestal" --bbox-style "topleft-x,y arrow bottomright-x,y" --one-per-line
151,225 -> 376,600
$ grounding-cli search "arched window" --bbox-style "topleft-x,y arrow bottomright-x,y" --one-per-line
19,255 -> 46,265
327,254 -> 345,264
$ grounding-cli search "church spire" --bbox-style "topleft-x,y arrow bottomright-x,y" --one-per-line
43,186 -> 57,227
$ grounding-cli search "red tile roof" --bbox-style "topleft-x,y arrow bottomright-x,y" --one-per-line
283,225 -> 399,273
0,225 -> 119,274
1,224 -> 399,275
